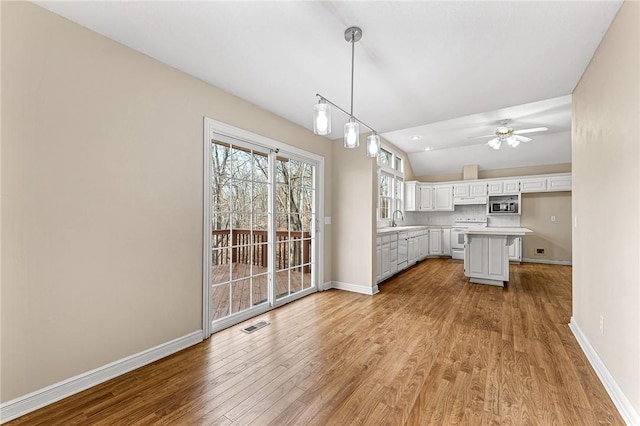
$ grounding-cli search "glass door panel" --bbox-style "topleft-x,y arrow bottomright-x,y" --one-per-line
275,156 -> 316,302
209,133 -> 318,329
210,139 -> 270,322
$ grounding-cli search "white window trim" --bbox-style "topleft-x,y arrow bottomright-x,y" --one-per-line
377,144 -> 404,227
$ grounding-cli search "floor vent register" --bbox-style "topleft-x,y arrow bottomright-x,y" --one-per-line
242,320 -> 270,334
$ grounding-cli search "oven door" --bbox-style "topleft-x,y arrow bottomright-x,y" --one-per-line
451,227 -> 466,260
451,227 -> 466,250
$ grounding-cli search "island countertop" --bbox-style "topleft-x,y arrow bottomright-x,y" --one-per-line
463,226 -> 532,236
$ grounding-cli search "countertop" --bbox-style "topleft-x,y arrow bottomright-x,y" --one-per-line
463,226 -> 533,236
377,225 -> 452,235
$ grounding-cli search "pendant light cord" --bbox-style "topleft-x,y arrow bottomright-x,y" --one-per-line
350,28 -> 355,117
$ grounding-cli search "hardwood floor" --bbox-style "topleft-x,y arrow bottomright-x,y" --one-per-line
7,259 -> 624,425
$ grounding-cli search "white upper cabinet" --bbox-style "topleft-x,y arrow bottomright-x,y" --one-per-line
503,180 -> 520,194
406,173 -> 569,211
488,180 -> 519,195
547,175 -> 572,192
404,181 -> 418,211
453,183 -> 470,197
470,182 -> 488,196
433,184 -> 454,211
454,181 -> 486,198
520,177 -> 547,193
419,184 -> 433,210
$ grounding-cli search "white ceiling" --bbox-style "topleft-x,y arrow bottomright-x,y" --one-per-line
35,1 -> 622,175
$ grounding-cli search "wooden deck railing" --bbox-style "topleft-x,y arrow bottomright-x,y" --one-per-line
212,229 -> 311,272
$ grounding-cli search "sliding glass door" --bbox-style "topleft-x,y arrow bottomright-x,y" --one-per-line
205,125 -> 319,333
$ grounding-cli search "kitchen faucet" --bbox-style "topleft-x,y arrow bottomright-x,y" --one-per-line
391,210 -> 404,227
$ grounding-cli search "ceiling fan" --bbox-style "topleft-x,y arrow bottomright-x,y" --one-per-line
471,119 -> 548,150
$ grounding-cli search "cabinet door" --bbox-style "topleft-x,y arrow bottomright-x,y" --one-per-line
547,175 -> 572,192
429,229 -> 442,254
407,237 -> 415,264
442,229 -> 451,255
419,185 -> 433,210
453,184 -> 470,197
404,182 -> 418,211
520,177 -> 547,193
433,185 -> 454,211
420,233 -> 429,258
376,243 -> 382,282
470,182 -> 488,196
508,237 -> 521,262
487,182 -> 503,195
381,243 -> 391,278
503,180 -> 520,194
389,246 -> 398,275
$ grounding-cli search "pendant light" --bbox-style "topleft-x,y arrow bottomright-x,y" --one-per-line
366,132 -> 381,157
313,99 -> 331,135
313,26 -> 380,158
344,118 -> 360,148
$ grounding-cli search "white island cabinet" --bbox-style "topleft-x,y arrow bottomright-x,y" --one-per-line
463,227 -> 532,287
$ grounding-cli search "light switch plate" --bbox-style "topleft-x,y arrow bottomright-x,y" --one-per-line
324,216 -> 331,225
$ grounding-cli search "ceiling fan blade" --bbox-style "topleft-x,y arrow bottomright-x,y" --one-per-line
514,135 -> 532,143
513,127 -> 548,135
468,134 -> 497,139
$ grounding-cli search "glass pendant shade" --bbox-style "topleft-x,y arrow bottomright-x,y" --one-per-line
313,101 -> 331,135
344,118 -> 360,148
366,133 -> 381,157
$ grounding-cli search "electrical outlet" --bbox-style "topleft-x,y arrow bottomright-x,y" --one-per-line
536,248 -> 545,254
599,315 -> 604,335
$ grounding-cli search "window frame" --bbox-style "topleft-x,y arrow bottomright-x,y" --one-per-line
377,145 -> 405,226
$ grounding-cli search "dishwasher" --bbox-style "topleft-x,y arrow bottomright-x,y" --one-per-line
397,232 -> 408,270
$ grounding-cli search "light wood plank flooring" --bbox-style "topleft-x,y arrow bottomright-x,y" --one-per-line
7,259 -> 624,425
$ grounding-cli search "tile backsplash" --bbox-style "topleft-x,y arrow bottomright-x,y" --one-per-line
403,204 -> 521,227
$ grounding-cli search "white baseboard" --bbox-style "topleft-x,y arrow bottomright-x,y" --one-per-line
320,281 -> 333,291
569,318 -> 639,426
522,258 -> 572,266
331,281 -> 379,295
0,330 -> 203,424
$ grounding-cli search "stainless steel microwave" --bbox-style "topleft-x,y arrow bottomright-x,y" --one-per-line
491,202 -> 517,213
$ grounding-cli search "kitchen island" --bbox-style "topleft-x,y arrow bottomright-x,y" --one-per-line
462,227 -> 533,287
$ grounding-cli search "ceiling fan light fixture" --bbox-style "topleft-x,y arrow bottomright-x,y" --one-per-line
487,138 -> 501,150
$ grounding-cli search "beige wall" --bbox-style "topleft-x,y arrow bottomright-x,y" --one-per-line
331,139 -> 376,289
416,162 -> 572,182
1,2 -> 333,402
520,192 -> 572,262
572,0 -> 639,416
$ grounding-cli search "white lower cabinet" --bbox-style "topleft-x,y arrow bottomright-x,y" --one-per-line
377,227 -> 455,284
429,228 -> 443,255
408,231 -> 420,265
419,231 -> 429,259
376,233 -> 399,283
376,238 -> 382,282
508,237 -> 521,262
442,229 -> 451,256
464,234 -> 509,282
